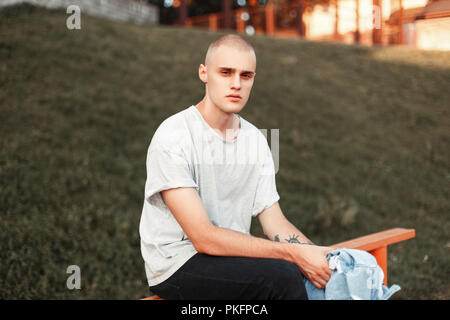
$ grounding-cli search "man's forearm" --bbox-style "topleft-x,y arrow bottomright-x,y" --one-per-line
195,224 -> 295,264
258,202 -> 314,246
271,225 -> 315,246
263,217 -> 314,245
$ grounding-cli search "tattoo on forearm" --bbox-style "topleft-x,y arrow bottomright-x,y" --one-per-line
285,234 -> 301,243
273,233 -> 314,245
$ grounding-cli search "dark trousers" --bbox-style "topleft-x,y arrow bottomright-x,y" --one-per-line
149,253 -> 308,300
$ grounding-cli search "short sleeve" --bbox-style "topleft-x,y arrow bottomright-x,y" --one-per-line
251,140 -> 280,217
144,147 -> 198,205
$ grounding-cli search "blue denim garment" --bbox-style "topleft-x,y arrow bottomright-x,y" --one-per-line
303,248 -> 401,300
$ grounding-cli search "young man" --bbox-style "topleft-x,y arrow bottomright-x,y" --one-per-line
139,34 -> 332,300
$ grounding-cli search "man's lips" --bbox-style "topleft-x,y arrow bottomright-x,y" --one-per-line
227,94 -> 242,100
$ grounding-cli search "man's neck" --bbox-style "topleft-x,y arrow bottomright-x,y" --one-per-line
195,99 -> 240,140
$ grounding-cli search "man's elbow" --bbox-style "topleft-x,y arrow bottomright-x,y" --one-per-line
192,237 -> 214,255
190,225 -> 217,255
192,240 -> 208,254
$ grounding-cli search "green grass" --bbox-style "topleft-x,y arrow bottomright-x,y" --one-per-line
1,3 -> 449,299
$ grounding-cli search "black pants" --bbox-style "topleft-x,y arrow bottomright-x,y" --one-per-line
149,253 -> 308,300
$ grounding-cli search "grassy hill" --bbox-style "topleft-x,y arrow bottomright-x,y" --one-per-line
1,4 -> 449,299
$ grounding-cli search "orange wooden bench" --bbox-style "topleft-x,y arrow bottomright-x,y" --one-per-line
141,227 -> 415,300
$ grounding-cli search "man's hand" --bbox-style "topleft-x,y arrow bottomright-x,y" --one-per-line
288,245 -> 333,289
257,202 -> 334,288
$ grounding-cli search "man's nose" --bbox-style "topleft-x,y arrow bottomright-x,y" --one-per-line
231,73 -> 241,89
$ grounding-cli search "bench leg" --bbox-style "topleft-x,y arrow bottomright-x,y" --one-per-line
369,246 -> 387,285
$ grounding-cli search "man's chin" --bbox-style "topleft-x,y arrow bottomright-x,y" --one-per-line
219,102 -> 245,114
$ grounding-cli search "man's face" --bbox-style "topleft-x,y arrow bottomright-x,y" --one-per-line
201,45 -> 256,114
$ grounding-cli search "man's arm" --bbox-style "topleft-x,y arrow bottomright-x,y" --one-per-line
161,187 -> 332,289
258,201 -> 314,245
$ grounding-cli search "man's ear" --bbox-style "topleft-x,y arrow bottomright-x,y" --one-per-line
198,64 -> 207,84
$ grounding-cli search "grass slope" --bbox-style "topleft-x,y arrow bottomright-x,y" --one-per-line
1,4 -> 449,299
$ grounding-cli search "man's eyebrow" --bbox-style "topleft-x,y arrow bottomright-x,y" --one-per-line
218,67 -> 255,74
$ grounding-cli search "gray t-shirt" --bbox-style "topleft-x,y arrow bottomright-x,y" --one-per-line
139,105 -> 280,286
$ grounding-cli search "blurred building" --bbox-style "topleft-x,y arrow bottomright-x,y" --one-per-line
386,0 -> 450,50
175,0 -> 449,50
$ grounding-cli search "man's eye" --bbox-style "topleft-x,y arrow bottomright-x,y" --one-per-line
221,71 -> 229,74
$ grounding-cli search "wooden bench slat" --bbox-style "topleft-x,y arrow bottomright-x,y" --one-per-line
331,227 -> 416,251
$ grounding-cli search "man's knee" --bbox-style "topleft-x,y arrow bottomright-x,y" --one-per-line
261,259 -> 308,300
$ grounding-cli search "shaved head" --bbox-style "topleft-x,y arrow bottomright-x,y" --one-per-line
205,34 -> 256,67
